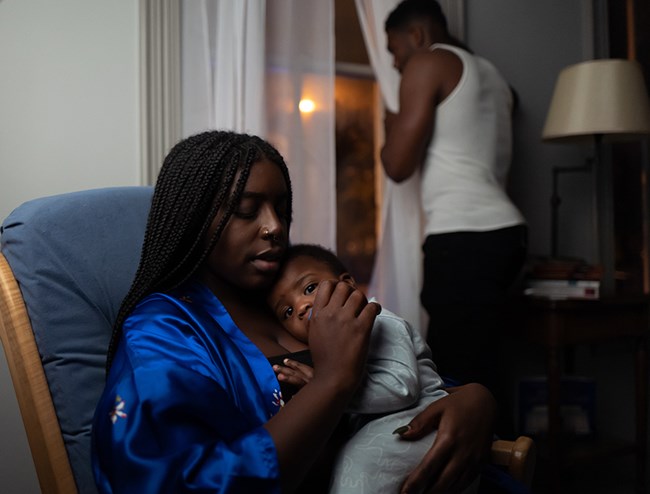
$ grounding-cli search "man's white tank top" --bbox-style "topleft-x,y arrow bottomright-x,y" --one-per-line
421,43 -> 524,235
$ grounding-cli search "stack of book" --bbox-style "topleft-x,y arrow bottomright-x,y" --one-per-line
524,258 -> 601,300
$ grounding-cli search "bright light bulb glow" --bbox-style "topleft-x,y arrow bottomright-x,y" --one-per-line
299,99 -> 316,113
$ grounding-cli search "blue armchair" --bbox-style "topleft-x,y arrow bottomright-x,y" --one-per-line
0,187 -> 153,493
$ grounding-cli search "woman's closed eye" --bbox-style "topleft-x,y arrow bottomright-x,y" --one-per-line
234,207 -> 257,220
234,196 -> 260,219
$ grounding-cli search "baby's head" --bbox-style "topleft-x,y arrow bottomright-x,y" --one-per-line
268,244 -> 356,343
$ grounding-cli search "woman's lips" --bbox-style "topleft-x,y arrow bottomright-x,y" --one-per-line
251,257 -> 281,272
251,249 -> 283,272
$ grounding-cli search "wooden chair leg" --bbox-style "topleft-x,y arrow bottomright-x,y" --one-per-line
490,436 -> 536,487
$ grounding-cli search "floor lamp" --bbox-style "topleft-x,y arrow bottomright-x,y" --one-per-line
542,59 -> 650,297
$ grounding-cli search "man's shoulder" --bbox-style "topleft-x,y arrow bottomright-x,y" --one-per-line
410,47 -> 458,67
404,48 -> 462,85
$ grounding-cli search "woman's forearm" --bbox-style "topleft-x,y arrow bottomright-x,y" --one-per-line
264,375 -> 355,492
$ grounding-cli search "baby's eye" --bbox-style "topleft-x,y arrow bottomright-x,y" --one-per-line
282,306 -> 294,319
305,283 -> 317,295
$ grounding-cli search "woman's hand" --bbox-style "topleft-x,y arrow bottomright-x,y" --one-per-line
266,281 -> 379,492
307,280 -> 379,394
396,383 -> 497,494
273,359 -> 314,389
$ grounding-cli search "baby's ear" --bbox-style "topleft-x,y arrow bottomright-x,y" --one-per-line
339,272 -> 357,289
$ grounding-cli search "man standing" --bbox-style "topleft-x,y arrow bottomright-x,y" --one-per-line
381,0 -> 527,398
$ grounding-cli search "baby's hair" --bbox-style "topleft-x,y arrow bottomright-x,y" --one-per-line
107,130 -> 292,371
285,243 -> 348,277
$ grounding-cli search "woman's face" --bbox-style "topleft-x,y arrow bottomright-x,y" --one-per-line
202,157 -> 290,294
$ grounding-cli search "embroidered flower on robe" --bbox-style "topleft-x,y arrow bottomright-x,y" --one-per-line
272,389 -> 285,408
110,395 -> 128,424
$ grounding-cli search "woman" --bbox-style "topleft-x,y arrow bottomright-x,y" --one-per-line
92,130 -> 495,493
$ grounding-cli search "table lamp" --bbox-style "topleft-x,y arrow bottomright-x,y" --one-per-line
542,59 -> 650,297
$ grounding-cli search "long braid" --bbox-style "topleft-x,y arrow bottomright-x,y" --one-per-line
106,131 -> 293,371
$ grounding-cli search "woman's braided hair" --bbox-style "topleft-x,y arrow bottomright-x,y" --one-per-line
106,130 -> 293,371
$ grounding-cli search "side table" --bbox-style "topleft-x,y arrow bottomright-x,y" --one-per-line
507,296 -> 648,493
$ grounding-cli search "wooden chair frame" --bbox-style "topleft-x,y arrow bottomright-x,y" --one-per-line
0,253 -> 76,493
491,437 -> 536,487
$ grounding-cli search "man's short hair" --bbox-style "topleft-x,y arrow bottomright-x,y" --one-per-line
385,0 -> 448,32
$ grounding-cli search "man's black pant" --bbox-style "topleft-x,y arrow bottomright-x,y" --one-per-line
421,224 -> 528,393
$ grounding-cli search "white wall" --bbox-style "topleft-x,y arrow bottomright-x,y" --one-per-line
0,0 -> 141,220
0,1 -> 140,491
466,0 -> 597,262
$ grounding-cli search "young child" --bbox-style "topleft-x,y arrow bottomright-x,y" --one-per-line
268,244 -> 473,494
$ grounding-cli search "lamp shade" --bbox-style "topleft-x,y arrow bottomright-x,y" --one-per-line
542,59 -> 650,141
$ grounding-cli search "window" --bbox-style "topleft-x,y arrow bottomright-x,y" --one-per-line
335,71 -> 379,288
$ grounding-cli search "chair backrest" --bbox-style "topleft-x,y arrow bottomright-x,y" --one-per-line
0,187 -> 153,493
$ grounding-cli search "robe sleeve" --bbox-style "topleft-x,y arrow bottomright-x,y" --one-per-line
92,295 -> 282,494
346,310 -> 422,414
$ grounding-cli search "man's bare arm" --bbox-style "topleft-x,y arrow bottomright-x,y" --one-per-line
380,50 -> 462,183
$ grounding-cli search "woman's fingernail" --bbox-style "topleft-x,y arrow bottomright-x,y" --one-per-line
392,425 -> 411,435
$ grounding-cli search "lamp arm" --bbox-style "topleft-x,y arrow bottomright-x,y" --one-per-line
550,159 -> 594,258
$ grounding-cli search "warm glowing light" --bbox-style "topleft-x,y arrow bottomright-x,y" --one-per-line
298,98 -> 316,113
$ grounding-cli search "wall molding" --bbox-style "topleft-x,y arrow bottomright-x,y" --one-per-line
139,0 -> 182,185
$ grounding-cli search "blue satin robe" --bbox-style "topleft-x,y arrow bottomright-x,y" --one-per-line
92,281 -> 284,493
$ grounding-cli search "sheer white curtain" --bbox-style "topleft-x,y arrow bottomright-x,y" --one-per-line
182,1 -> 267,135
265,1 -> 336,248
354,0 -> 427,334
181,0 -> 336,249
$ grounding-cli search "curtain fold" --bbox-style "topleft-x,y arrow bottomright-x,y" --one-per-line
182,0 -> 266,135
355,0 -> 427,335
265,0 -> 336,249
181,0 -> 336,250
